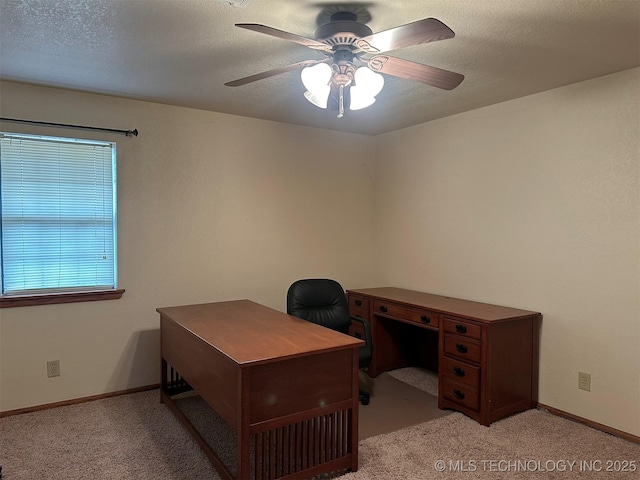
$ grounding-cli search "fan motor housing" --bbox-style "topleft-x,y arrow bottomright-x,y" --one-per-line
315,12 -> 373,49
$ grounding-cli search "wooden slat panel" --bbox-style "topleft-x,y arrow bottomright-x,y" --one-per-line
250,409 -> 352,479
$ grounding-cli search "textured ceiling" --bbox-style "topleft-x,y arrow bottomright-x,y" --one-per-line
1,0 -> 639,135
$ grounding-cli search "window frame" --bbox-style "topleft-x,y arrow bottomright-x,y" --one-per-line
0,132 -> 124,308
0,288 -> 125,308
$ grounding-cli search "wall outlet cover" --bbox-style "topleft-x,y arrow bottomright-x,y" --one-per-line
578,371 -> 591,391
47,360 -> 60,378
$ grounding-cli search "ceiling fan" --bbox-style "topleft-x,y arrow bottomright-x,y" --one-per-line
225,11 -> 464,118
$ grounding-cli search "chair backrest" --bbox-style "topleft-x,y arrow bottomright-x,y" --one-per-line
286,279 -> 352,334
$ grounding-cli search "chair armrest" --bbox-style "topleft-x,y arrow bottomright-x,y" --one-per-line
350,316 -> 372,349
350,316 -> 373,369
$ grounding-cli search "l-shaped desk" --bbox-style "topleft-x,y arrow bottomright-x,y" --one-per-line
158,289 -> 541,480
346,287 -> 542,426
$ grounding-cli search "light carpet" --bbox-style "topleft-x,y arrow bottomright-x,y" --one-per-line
1,367 -> 638,479
341,409 -> 639,479
386,367 -> 439,397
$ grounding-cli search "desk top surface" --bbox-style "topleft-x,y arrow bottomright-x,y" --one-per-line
347,287 -> 541,322
157,299 -> 362,366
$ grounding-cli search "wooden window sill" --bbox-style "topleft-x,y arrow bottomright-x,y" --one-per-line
0,289 -> 125,308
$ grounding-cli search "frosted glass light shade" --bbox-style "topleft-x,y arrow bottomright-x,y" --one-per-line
301,63 -> 332,109
301,63 -> 331,93
304,88 -> 330,108
350,67 -> 384,110
354,67 -> 384,96
349,92 -> 376,110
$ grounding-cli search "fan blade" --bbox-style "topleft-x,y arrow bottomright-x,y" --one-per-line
368,55 -> 464,90
225,60 -> 324,87
356,18 -> 455,54
236,24 -> 332,52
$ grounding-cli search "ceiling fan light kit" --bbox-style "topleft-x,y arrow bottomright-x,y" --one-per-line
225,11 -> 464,118
300,50 -> 384,117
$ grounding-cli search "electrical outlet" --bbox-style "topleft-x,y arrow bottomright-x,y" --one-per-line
578,371 -> 591,391
47,360 -> 60,378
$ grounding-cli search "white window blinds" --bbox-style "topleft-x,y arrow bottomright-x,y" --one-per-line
0,133 -> 117,295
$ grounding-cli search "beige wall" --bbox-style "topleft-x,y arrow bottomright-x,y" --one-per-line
0,81 -> 376,411
1,68 -> 638,437
373,68 -> 640,436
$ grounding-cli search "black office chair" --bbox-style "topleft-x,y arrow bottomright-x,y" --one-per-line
287,278 -> 373,405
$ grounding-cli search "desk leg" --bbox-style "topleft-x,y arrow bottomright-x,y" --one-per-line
160,322 -> 167,402
238,368 -> 251,480
160,358 -> 167,403
350,348 -> 359,472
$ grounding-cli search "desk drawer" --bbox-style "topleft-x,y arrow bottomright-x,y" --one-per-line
348,321 -> 366,341
442,377 -> 480,412
350,306 -> 370,321
444,334 -> 482,364
443,317 -> 482,340
373,300 -> 439,329
349,295 -> 370,311
441,356 -> 480,387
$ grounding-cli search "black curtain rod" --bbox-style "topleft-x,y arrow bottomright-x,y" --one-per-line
0,117 -> 138,137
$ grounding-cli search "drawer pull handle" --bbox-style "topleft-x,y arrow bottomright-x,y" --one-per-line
453,366 -> 466,377
379,305 -> 388,313
455,324 -> 467,334
355,300 -> 362,307
456,344 -> 468,354
453,389 -> 465,400
420,315 -> 431,324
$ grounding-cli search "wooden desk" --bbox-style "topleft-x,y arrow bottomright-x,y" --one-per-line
158,300 -> 362,480
346,287 -> 541,426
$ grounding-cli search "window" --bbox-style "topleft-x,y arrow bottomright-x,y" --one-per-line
0,132 -> 123,307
